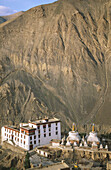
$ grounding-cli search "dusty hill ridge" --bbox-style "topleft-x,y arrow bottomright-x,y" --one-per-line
0,0 -> 111,130
0,11 -> 24,24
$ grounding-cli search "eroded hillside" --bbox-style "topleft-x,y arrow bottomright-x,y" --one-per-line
0,0 -> 111,130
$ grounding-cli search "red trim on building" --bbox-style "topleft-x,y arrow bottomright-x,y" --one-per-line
4,126 -> 20,133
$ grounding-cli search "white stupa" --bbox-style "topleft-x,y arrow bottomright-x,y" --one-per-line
105,145 -> 108,150
100,144 -> 103,149
92,141 -> 98,150
84,140 -> 88,147
61,136 -> 66,145
74,141 -> 77,147
92,141 -> 98,147
66,137 -> 71,146
68,123 -> 81,144
87,124 -> 100,144
80,142 -> 83,147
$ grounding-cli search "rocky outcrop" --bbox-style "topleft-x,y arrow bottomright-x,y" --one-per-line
0,0 -> 111,130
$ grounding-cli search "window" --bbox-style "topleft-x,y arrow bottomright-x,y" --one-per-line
48,124 -> 51,128
24,141 -> 25,145
43,125 -> 46,129
5,128 -> 6,131
38,135 -> 40,138
44,134 -> 46,137
30,136 -> 32,140
56,127 -> 58,130
15,137 -> 16,140
34,135 -> 36,139
44,129 -> 46,133
9,135 -> 10,138
5,133 -> 6,136
18,138 -> 19,142
15,132 -> 16,136
24,136 -> 26,139
38,130 -> 40,134
7,134 -> 8,137
34,140 -> 36,144
49,133 -> 51,136
21,130 -> 24,133
38,139 -> 40,143
30,141 -> 32,144
49,128 -> 51,131
56,131 -> 58,135
9,130 -> 11,133
21,140 -> 22,143
56,123 -> 58,126
21,134 -> 22,138
38,126 -> 40,129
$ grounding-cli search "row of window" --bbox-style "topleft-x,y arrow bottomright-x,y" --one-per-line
30,135 -> 36,140
4,134 -> 26,144
5,129 -> 19,136
30,122 -> 58,129
42,131 -> 58,138
30,140 -> 36,145
4,133 -> 26,139
29,131 -> 58,140
38,127 -> 51,134
38,127 -> 58,133
5,131 -> 58,140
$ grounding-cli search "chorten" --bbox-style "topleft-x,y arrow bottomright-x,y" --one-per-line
100,144 -> 103,149
61,135 -> 66,145
80,142 -> 82,147
68,123 -> 81,144
87,124 -> 100,145
74,141 -> 77,147
84,140 -> 88,147
92,141 -> 98,150
66,137 -> 71,146
105,145 -> 108,150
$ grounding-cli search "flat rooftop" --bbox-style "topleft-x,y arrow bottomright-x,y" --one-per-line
20,126 -> 36,130
37,146 -> 61,154
30,118 -> 60,125
4,125 -> 19,132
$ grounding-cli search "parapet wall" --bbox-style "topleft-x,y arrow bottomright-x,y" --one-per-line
74,148 -> 111,161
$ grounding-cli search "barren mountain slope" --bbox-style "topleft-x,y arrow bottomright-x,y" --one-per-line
0,11 -> 24,24
0,0 -> 111,130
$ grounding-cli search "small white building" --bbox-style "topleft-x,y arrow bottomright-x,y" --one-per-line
1,117 -> 61,150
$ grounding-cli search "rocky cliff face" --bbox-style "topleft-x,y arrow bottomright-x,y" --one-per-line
0,0 -> 111,130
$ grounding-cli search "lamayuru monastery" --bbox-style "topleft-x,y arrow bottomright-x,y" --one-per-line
1,117 -> 61,150
1,118 -> 110,154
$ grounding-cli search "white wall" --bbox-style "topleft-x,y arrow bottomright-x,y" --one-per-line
1,120 -> 61,150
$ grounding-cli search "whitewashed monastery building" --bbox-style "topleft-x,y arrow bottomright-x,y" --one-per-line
1,117 -> 61,150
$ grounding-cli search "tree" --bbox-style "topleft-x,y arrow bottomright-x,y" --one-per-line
24,152 -> 31,169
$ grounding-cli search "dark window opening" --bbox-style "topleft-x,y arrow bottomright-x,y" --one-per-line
56,131 -> 58,135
